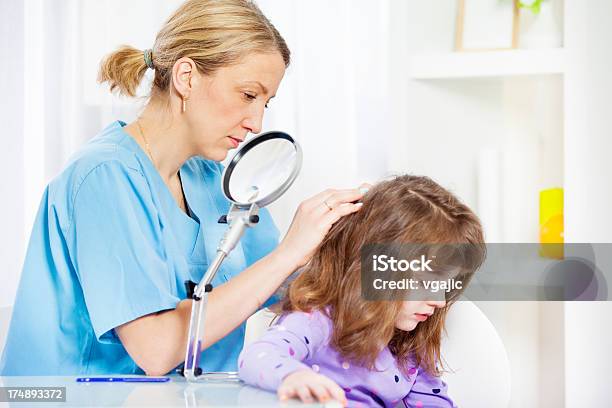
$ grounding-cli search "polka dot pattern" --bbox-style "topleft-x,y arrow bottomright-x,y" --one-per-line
239,310 -> 452,408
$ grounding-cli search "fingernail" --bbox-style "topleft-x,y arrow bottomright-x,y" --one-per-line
355,202 -> 363,207
359,187 -> 369,194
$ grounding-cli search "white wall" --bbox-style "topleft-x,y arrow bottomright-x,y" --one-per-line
0,0 -> 25,309
260,0 -> 392,234
564,0 -> 612,406
388,2 -> 570,407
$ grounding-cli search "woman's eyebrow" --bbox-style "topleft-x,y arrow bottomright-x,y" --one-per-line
244,80 -> 269,95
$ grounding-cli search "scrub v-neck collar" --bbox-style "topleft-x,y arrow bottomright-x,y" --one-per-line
116,120 -> 200,227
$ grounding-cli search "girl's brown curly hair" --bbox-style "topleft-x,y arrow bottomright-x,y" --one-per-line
275,175 -> 485,377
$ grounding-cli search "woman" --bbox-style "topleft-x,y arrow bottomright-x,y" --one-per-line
0,0 -> 364,376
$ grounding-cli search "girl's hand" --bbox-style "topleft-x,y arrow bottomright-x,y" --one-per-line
277,185 -> 370,269
278,369 -> 347,406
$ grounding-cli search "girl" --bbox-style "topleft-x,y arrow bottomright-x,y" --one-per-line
238,175 -> 485,407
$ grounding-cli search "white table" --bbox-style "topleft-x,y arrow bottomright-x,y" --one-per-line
0,375 -> 333,407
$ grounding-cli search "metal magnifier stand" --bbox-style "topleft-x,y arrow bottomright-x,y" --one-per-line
181,131 -> 302,383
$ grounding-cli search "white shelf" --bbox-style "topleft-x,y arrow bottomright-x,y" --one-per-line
409,48 -> 566,79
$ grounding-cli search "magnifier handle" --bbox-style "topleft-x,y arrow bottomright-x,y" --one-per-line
218,219 -> 247,254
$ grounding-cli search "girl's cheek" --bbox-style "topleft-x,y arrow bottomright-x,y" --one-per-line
395,319 -> 417,332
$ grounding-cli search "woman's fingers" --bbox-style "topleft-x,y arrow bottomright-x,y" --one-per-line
304,188 -> 363,212
320,189 -> 365,210
312,189 -> 365,219
278,184 -> 370,269
322,202 -> 363,226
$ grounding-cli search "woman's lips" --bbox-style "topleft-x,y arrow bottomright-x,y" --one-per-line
414,313 -> 430,322
227,136 -> 242,148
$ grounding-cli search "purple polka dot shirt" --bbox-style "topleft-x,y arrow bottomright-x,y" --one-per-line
238,309 -> 457,407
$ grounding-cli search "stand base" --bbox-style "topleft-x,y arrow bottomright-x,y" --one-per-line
185,371 -> 241,382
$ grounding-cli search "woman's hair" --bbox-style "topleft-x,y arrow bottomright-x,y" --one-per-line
277,175 -> 485,377
98,0 -> 290,97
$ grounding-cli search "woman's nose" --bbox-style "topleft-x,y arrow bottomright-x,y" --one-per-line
243,108 -> 264,134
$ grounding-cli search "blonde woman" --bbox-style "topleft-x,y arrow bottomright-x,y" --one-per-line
1,0 -> 365,376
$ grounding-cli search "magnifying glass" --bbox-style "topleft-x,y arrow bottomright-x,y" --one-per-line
182,131 -> 302,382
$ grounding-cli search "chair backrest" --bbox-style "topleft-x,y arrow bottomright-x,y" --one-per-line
441,300 -> 511,408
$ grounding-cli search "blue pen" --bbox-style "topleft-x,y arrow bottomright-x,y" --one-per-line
76,377 -> 170,383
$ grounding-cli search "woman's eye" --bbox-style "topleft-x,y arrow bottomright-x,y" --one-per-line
244,92 -> 270,109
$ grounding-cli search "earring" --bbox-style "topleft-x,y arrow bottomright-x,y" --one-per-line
182,96 -> 188,113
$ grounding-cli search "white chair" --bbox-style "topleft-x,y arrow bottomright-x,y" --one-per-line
441,300 -> 511,408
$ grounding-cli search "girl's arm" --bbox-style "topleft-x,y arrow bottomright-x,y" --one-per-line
403,367 -> 457,408
239,310 -> 346,405
238,310 -> 329,390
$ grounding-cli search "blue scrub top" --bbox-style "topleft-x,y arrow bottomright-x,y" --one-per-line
0,121 -> 280,375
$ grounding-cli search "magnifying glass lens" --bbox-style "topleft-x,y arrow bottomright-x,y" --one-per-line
223,132 -> 301,207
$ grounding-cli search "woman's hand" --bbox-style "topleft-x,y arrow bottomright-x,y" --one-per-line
278,369 -> 347,406
277,185 -> 370,269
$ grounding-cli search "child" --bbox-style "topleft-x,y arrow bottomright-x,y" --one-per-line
238,175 -> 485,407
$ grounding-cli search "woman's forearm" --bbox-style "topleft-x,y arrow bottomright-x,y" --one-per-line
118,188 -> 365,376
203,246 -> 299,344
116,247 -> 298,376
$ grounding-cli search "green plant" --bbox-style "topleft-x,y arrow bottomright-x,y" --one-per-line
519,0 -> 544,14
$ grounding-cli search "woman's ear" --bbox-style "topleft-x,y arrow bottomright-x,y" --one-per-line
171,57 -> 196,100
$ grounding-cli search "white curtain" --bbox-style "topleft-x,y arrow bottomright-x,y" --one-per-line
1,0 -> 391,308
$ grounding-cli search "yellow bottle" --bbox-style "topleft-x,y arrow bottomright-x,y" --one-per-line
539,188 -> 563,259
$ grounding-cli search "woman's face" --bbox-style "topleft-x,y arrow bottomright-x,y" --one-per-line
186,52 -> 286,161
395,300 -> 447,332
